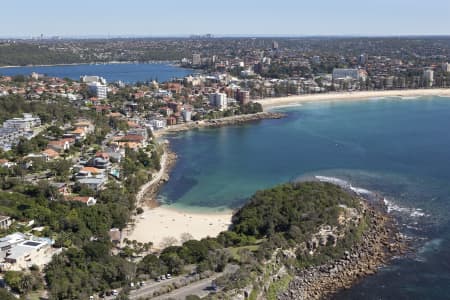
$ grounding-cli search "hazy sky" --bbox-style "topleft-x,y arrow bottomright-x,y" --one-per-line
2,0 -> 450,37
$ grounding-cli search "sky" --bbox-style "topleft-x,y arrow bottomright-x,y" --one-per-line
1,0 -> 450,38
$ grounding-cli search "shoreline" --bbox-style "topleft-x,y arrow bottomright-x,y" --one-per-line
279,198 -> 407,300
257,89 -> 450,109
125,205 -> 232,249
0,60 -> 182,69
125,142 -> 233,249
153,111 -> 285,138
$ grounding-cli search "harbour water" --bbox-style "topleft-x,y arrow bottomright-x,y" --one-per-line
0,62 -> 193,83
159,96 -> 450,299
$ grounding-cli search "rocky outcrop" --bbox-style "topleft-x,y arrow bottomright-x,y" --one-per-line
155,112 -> 286,136
278,205 -> 406,300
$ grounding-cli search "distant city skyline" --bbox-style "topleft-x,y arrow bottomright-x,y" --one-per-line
1,0 -> 450,38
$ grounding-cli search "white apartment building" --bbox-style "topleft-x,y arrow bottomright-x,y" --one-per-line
209,93 -> 228,111
192,54 -> 201,65
88,82 -> 108,99
3,113 -> 41,130
332,68 -> 361,81
424,69 -> 434,87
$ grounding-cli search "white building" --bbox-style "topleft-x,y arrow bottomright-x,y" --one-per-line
88,82 -> 108,99
81,75 -> 107,85
424,69 -> 434,87
442,63 -> 450,73
0,233 -> 59,271
182,109 -> 192,122
148,119 -> 166,130
3,113 -> 41,130
209,93 -> 228,111
332,68 -> 361,81
192,54 -> 201,66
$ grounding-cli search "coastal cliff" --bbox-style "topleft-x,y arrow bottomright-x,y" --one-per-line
208,182 -> 406,300
277,203 -> 405,299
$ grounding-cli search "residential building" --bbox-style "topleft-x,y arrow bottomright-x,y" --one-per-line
192,54 -> 201,65
148,118 -> 166,130
332,68 -> 361,81
0,216 -> 12,230
0,233 -> 58,271
237,90 -> 250,105
3,113 -> 41,130
88,82 -> 108,99
77,177 -> 107,191
209,92 -> 228,110
424,69 -> 434,87
182,109 -> 192,122
442,62 -> 450,73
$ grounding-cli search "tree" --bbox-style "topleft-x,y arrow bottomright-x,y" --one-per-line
180,232 -> 194,244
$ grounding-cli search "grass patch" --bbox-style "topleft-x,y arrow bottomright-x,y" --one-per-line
228,245 -> 260,261
267,275 -> 292,300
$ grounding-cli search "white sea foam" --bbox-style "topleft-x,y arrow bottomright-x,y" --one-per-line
400,96 -> 419,100
383,198 -> 426,218
315,175 -> 373,196
315,175 -> 428,218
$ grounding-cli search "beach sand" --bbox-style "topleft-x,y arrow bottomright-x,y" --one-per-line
257,89 -> 450,109
124,206 -> 233,249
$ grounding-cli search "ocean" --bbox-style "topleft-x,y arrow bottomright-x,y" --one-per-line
0,62 -> 193,83
159,96 -> 450,299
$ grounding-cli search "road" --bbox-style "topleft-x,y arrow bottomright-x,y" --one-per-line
129,275 -> 183,300
150,276 -> 220,300
130,265 -> 239,300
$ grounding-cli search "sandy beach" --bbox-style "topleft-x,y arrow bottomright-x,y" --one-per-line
125,206 -> 232,249
257,88 -> 450,109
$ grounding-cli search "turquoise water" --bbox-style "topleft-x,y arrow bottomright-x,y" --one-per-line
160,96 -> 450,299
0,63 -> 192,83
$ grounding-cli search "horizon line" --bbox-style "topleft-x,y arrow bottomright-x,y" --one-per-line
2,33 -> 450,40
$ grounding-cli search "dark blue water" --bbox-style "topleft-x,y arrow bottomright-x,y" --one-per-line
0,63 -> 192,83
159,97 -> 450,299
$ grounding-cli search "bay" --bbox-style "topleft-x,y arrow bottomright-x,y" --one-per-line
0,62 -> 193,83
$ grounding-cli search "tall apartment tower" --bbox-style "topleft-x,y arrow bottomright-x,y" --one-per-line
192,54 -> 201,65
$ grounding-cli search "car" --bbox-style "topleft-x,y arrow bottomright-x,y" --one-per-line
140,281 -> 145,286
112,290 -> 118,296
155,277 -> 161,282
166,273 -> 172,279
160,275 -> 165,280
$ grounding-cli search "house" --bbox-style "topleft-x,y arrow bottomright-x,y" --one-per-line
70,128 -> 86,140
73,120 -> 94,134
76,167 -> 104,179
109,228 -> 121,245
117,134 -> 147,149
0,159 -> 16,168
47,140 -> 70,152
49,182 -> 70,196
86,157 -> 110,169
0,216 -> 12,230
78,177 -> 107,191
68,196 -> 97,206
42,148 -> 60,160
0,233 -> 60,271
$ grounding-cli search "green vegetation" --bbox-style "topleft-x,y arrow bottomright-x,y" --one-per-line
0,94 -> 79,124
267,274 -> 292,300
0,43 -> 82,67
